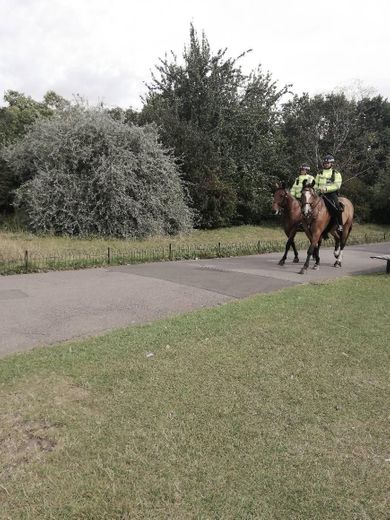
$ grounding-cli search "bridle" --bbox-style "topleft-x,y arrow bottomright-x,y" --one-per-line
301,187 -> 321,219
273,188 -> 289,215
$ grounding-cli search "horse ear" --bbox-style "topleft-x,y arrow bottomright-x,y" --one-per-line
310,180 -> 315,187
302,179 -> 307,188
280,181 -> 286,189
275,182 -> 280,189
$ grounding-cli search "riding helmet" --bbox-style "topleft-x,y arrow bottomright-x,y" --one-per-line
323,154 -> 335,163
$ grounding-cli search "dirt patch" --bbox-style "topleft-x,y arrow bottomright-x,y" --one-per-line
0,377 -> 89,480
0,414 -> 58,480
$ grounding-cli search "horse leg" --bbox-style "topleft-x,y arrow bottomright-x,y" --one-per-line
299,233 -> 321,274
334,225 -> 350,268
333,234 -> 341,259
299,244 -> 314,274
291,234 -> 299,263
278,237 -> 292,266
279,228 -> 298,265
312,238 -> 322,270
334,238 -> 344,268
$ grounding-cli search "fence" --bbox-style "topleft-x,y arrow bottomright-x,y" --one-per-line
0,232 -> 388,276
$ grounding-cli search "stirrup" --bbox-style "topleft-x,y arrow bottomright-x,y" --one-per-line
337,225 -> 343,233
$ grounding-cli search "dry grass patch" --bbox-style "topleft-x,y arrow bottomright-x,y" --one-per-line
0,376 -> 89,482
1,223 -> 389,258
0,414 -> 57,481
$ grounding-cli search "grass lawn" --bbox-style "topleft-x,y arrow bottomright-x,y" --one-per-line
1,222 -> 389,258
0,274 -> 389,519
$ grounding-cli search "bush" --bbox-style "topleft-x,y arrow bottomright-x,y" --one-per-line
3,106 -> 193,237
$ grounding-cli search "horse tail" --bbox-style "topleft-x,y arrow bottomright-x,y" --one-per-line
347,223 -> 352,239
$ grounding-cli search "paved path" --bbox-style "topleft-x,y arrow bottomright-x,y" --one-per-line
0,242 -> 389,358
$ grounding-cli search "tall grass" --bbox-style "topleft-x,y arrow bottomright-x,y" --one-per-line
0,223 -> 389,275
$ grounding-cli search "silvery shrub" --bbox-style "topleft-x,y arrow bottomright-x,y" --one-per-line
4,106 -> 193,237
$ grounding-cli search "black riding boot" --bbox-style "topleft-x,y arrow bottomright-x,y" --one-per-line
337,211 -> 343,234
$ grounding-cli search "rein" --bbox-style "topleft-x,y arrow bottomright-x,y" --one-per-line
273,189 -> 290,214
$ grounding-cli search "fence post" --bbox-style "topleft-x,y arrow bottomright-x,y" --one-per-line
218,242 -> 221,257
24,250 -> 29,273
107,247 -> 111,265
169,243 -> 173,261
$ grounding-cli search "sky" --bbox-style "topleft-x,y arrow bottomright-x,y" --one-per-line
1,0 -> 389,109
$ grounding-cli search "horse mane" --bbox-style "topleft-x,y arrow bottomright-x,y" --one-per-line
302,179 -> 315,190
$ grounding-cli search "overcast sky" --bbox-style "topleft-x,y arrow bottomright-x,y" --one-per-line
1,0 -> 389,109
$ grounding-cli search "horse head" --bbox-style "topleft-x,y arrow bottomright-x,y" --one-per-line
272,182 -> 288,215
300,179 -> 317,218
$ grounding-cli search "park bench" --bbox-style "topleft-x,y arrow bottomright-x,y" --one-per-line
370,255 -> 390,273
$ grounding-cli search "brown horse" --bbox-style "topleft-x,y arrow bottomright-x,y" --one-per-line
272,182 -> 304,265
299,181 -> 354,274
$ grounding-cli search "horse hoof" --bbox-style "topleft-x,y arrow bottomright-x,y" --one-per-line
299,268 -> 306,275
278,260 -> 285,266
293,257 -> 299,263
334,261 -> 341,268
312,264 -> 319,270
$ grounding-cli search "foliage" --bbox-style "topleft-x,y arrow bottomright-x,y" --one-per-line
1,27 -> 390,228
282,93 -> 390,222
2,106 -> 193,237
282,92 -> 357,176
0,90 -> 69,212
141,25 -> 289,227
371,168 -> 390,223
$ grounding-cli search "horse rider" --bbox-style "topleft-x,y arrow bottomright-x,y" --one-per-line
314,154 -> 343,233
290,163 -> 315,199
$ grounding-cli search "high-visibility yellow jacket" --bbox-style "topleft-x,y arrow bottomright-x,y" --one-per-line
290,174 -> 315,198
314,168 -> 342,194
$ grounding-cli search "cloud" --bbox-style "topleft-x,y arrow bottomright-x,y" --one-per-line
1,0 -> 389,107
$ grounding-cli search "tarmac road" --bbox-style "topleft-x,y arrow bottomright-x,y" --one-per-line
0,241 -> 388,358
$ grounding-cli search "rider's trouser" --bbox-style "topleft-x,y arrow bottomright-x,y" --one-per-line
323,192 -> 343,227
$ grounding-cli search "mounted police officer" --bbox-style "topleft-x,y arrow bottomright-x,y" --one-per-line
290,163 -> 315,199
314,154 -> 343,233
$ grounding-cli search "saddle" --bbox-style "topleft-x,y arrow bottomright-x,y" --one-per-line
322,194 -> 344,213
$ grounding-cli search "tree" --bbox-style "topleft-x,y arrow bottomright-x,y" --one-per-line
356,96 -> 390,223
281,92 -> 390,222
282,92 -> 371,220
141,25 -> 289,227
371,168 -> 390,223
282,92 -> 357,174
0,90 -> 68,212
3,106 -> 193,237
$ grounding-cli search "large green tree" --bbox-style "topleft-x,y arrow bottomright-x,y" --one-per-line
355,96 -> 390,223
281,92 -> 390,221
282,92 -> 357,174
141,25 -> 289,227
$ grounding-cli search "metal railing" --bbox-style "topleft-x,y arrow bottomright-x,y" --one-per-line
0,232 -> 387,276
